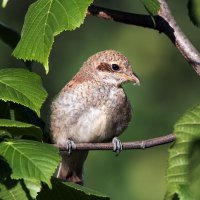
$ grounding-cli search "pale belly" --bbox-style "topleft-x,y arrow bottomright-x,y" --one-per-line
50,83 -> 132,144
64,103 -> 130,143
70,107 -> 110,143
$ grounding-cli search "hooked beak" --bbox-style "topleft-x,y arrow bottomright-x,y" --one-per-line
122,72 -> 140,86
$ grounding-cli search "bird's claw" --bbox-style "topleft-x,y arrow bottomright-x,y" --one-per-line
65,139 -> 76,156
112,137 -> 123,156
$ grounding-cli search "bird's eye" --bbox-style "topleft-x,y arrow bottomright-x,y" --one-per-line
111,64 -> 120,71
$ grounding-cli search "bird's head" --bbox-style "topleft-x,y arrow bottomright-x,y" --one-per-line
83,50 -> 140,87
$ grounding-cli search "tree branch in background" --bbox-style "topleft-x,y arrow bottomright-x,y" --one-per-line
87,0 -> 200,76
57,134 -> 176,151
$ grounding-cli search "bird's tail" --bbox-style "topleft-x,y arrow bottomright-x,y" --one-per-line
57,151 -> 88,185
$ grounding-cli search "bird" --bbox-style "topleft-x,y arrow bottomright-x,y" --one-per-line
48,50 -> 140,185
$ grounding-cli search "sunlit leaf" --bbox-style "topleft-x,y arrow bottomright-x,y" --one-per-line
0,68 -> 47,116
2,0 -> 9,8
24,179 -> 41,199
13,0 -> 93,73
0,139 -> 61,188
0,181 -> 28,200
165,103 -> 200,200
0,119 -> 42,140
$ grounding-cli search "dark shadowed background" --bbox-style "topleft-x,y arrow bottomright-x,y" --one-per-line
1,0 -> 200,199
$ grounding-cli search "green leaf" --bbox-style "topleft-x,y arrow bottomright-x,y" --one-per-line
13,0 -> 93,73
0,119 -> 42,140
140,0 -> 160,16
0,181 -> 28,200
188,0 -> 200,27
24,179 -> 41,199
0,68 -> 47,116
0,22 -> 20,48
165,103 -> 200,200
38,177 -> 110,200
0,139 -> 61,188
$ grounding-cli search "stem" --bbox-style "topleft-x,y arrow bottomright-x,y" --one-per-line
87,1 -> 200,76
57,134 -> 176,151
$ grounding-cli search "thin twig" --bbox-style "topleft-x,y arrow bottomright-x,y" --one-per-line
87,1 -> 200,76
57,134 -> 176,151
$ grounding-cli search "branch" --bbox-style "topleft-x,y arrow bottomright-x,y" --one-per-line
87,0 -> 200,76
57,134 -> 176,151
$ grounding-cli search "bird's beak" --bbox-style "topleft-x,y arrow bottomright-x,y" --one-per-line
122,72 -> 140,86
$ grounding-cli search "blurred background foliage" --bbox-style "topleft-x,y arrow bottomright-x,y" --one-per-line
0,0 -> 200,199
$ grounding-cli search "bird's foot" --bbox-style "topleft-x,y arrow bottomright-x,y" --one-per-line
112,137 -> 123,156
65,139 -> 76,156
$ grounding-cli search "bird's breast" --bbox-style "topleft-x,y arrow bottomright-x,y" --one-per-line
50,82 -> 132,144
73,84 -> 132,142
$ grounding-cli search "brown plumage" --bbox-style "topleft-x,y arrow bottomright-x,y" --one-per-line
48,50 -> 140,185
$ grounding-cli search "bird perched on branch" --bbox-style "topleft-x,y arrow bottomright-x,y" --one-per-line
48,50 -> 140,185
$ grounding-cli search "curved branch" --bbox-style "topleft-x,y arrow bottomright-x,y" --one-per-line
57,134 -> 176,151
87,0 -> 200,76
